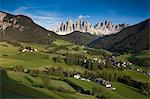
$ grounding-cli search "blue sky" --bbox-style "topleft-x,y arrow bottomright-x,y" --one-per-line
0,0 -> 149,29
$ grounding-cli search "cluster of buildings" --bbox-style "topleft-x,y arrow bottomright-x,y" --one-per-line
106,55 -> 150,76
85,55 -> 150,76
20,47 -> 38,52
82,57 -> 106,65
9,66 -> 29,73
95,78 -> 112,88
74,74 -> 90,82
73,74 -> 116,90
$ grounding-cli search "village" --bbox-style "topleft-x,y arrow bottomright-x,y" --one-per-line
17,46 -> 150,77
73,73 -> 116,90
3,43 -> 149,98
89,55 -> 150,76
19,46 -> 38,53
9,45 -> 149,92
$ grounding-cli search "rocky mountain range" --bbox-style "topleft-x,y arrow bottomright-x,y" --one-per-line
1,11 -> 149,54
0,11 -> 98,45
52,17 -> 129,35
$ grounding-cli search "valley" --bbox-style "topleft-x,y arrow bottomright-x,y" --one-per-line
0,39 -> 149,99
0,2 -> 149,98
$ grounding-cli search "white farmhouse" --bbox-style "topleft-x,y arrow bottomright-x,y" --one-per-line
105,83 -> 112,88
22,49 -> 29,52
86,79 -> 90,82
81,78 -> 86,80
34,48 -> 38,52
74,74 -> 80,79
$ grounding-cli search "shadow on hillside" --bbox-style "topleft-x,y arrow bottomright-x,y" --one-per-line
0,69 -> 53,99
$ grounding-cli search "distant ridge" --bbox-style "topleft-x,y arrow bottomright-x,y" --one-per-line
88,19 -> 150,53
60,31 -> 98,45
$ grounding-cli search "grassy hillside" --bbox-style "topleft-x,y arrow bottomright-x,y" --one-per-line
1,70 -> 95,99
67,78 -> 148,99
112,82 -> 148,99
2,70 -> 148,99
67,78 -> 123,99
96,69 -> 150,83
0,40 -> 109,69
0,70 -> 50,98
116,50 -> 150,68
128,50 -> 150,68
61,31 -> 98,45
88,19 -> 150,53
0,40 -> 149,98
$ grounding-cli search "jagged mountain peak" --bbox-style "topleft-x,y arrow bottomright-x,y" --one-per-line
52,17 -> 129,35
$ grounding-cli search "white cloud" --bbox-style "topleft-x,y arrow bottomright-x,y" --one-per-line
13,6 -> 29,14
12,6 -> 62,30
78,15 -> 91,19
12,6 -> 91,30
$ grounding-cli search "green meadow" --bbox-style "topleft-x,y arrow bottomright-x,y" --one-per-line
0,40 -> 149,99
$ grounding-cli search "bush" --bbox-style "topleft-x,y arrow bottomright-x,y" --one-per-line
42,55 -> 49,59
72,47 -> 80,51
63,79 -> 91,95
24,76 -> 34,84
92,86 -> 105,98
30,69 -> 40,77
41,75 -> 51,88
2,54 -> 8,56
1,44 -> 8,47
12,65 -> 24,72
7,41 -> 22,47
86,48 -> 111,57
53,56 -> 63,63
39,84 -> 44,88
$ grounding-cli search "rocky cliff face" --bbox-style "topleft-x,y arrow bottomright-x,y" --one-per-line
0,12 -> 24,33
52,17 -> 129,35
0,11 -> 59,44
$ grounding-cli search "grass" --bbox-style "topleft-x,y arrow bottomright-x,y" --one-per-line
112,82 -> 148,99
116,50 -> 150,68
0,42 -> 18,56
116,54 -> 131,61
0,52 -> 52,69
68,78 -> 123,99
7,71 -> 76,93
122,69 -> 150,82
97,69 -> 150,83
49,80 -> 76,92
20,42 -> 48,51
128,50 -> 150,68
53,39 -> 72,46
0,41 -> 149,98
1,70 -> 51,98
1,70 -> 95,99
0,41 -> 104,70
32,87 -> 95,99
2,70 -> 148,99
68,78 -> 149,99
0,41 -> 89,72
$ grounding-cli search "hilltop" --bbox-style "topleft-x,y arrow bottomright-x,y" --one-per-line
88,19 -> 150,53
0,11 -> 59,44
